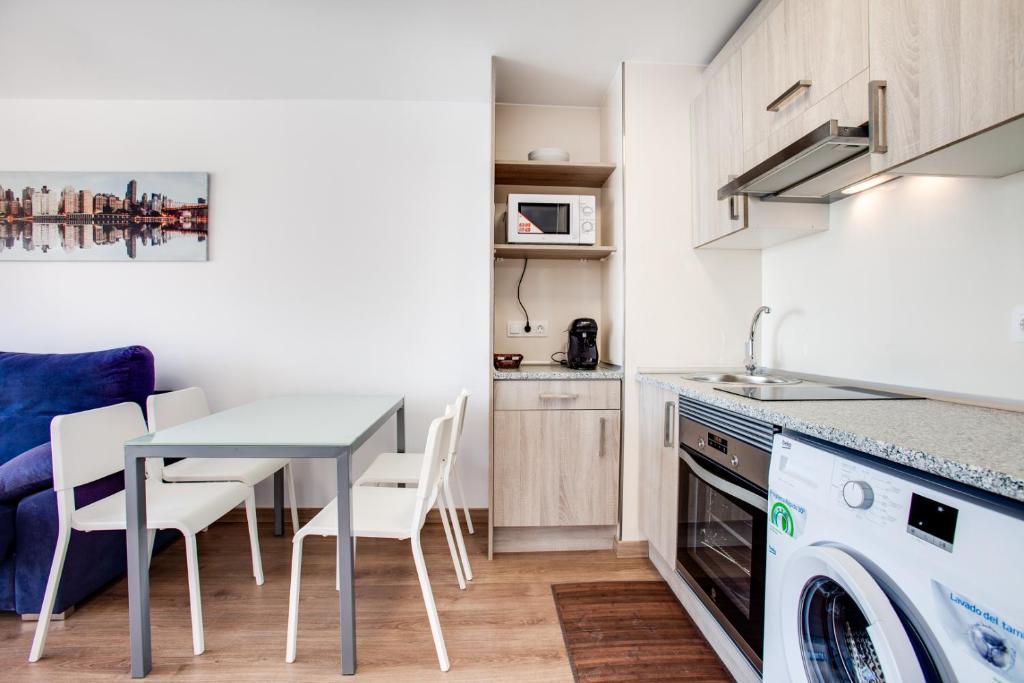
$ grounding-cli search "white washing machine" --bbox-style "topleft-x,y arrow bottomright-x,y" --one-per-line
764,431 -> 1024,683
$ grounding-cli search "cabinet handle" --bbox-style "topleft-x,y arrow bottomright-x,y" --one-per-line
539,393 -> 578,400
869,80 -> 888,154
599,417 -> 607,458
728,195 -> 740,221
663,401 -> 675,447
766,79 -> 811,112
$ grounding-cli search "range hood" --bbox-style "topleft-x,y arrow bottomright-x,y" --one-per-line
718,120 -> 873,204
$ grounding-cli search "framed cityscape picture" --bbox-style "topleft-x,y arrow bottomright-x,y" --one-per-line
0,172 -> 209,261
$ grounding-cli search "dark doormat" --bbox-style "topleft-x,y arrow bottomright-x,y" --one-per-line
552,581 -> 733,682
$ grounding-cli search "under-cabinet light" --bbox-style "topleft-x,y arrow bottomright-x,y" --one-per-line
841,174 -> 895,196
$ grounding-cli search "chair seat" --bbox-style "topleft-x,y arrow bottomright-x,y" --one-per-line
356,452 -> 424,487
302,488 -> 417,540
163,457 -> 289,485
72,480 -> 249,534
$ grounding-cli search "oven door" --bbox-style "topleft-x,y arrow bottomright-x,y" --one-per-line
677,444 -> 767,671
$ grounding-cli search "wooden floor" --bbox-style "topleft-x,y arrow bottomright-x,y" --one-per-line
0,512 -> 663,681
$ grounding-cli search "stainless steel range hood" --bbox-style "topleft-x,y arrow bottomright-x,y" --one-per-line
717,120 -> 872,204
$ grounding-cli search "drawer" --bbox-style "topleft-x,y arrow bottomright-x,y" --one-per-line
493,380 -> 620,411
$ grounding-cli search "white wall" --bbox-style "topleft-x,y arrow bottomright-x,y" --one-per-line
762,173 -> 1024,403
620,63 -> 763,541
0,98 -> 492,506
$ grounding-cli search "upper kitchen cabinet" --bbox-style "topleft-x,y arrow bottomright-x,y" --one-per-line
869,0 -> 1024,173
692,51 -> 747,246
742,0 -> 869,166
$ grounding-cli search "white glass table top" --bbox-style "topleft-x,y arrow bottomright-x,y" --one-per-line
126,394 -> 403,448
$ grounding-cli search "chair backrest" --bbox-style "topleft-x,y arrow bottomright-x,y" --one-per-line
411,407 -> 455,533
147,387 -> 210,431
145,387 -> 210,479
50,401 -> 149,495
440,390 -> 470,481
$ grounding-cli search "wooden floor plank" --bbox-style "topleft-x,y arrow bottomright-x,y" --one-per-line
0,514 -> 661,681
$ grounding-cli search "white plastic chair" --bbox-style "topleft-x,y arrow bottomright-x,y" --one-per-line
286,409 -> 455,671
29,402 -> 262,662
356,389 -> 473,581
147,387 -> 300,535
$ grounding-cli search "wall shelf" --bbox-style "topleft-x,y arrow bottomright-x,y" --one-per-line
493,244 -> 616,261
494,160 -> 616,188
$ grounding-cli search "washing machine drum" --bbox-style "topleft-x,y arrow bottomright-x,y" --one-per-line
782,546 -> 939,683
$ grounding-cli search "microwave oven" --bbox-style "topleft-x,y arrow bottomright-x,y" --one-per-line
506,193 -> 596,245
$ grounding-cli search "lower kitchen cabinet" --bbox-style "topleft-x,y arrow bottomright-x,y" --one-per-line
638,381 -> 678,563
491,379 -> 621,551
493,409 -> 620,526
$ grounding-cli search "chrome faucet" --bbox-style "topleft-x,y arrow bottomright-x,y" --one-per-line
744,306 -> 771,375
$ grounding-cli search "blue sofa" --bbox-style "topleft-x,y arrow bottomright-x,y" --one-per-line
0,346 -> 159,615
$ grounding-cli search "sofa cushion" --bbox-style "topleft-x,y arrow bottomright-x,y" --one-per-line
0,346 -> 155,467
0,442 -> 53,504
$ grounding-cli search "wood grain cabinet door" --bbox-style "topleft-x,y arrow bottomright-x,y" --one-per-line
494,410 -> 620,527
638,383 -> 679,562
869,0 -> 1024,172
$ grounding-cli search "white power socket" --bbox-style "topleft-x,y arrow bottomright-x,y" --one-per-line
1012,306 -> 1024,343
507,320 -> 549,337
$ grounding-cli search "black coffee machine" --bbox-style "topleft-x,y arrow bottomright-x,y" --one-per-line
566,318 -> 599,370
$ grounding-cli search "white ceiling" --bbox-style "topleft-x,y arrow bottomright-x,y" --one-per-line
0,0 -> 756,106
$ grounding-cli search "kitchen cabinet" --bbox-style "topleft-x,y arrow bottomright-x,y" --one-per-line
868,0 -> 1024,172
492,379 -> 621,540
638,382 -> 678,563
741,0 -> 869,166
692,51 -> 747,246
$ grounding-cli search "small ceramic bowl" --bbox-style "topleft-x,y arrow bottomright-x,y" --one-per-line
528,147 -> 570,162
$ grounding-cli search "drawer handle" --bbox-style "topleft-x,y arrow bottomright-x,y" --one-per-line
766,79 -> 811,112
539,393 -> 578,400
728,195 -> 740,221
868,80 -> 888,154
599,418 -> 607,458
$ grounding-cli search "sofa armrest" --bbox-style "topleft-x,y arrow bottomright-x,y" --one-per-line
0,442 -> 53,504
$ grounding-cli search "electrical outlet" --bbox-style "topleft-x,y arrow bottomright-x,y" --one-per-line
507,320 -> 549,337
1012,306 -> 1024,343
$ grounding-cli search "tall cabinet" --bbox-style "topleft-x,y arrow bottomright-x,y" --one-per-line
487,63 -> 626,557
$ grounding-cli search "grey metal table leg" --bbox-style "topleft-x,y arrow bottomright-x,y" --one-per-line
125,448 -> 151,678
336,448 -> 356,675
396,403 -> 405,454
273,469 -> 284,536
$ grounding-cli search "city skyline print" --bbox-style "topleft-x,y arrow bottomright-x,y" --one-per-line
0,171 -> 209,261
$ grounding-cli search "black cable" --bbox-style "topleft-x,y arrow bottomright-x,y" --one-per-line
516,258 -> 531,333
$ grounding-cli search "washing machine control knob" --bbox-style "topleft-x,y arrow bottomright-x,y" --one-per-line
842,481 -> 874,510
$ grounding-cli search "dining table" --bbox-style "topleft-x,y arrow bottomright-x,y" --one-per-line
123,393 -> 406,677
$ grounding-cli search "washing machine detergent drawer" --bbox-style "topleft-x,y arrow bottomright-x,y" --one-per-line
764,432 -> 1024,683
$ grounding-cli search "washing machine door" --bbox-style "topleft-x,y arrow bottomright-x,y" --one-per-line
781,546 -> 927,683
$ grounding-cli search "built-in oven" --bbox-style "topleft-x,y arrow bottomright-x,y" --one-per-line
675,398 -> 776,674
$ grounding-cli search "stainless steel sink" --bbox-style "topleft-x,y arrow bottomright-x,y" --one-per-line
682,372 -> 802,385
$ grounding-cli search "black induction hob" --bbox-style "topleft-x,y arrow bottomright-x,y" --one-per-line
715,385 -> 923,401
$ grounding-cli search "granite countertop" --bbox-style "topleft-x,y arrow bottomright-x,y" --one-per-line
638,370 -> 1024,504
494,363 -> 624,381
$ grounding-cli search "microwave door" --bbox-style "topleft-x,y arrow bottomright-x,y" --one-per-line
518,203 -> 570,236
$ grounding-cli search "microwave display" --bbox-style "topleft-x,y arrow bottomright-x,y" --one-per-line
518,203 -> 570,235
